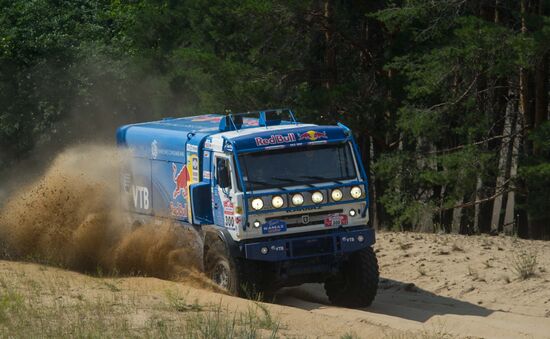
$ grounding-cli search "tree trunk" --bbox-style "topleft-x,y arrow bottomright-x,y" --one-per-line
504,103 -> 520,235
490,90 -> 514,233
452,197 -> 463,234
473,175 -> 483,233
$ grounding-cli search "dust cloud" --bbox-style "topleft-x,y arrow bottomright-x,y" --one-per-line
0,145 -> 213,288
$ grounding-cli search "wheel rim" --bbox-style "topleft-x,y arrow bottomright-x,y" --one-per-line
211,260 -> 231,290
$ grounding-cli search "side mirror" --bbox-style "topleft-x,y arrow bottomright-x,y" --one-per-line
217,159 -> 231,189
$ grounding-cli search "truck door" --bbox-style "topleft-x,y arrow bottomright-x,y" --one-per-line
212,153 -> 237,230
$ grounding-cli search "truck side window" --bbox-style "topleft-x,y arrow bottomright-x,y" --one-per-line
217,158 -> 231,189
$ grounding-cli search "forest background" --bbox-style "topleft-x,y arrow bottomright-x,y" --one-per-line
1,0 -> 549,238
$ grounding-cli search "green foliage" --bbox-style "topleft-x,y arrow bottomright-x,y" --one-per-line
1,0 -> 549,236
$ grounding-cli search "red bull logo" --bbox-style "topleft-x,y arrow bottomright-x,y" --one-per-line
254,133 -> 296,146
298,130 -> 328,141
172,163 -> 190,199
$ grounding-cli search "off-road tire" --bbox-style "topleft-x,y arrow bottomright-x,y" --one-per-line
324,247 -> 379,308
203,236 -> 262,298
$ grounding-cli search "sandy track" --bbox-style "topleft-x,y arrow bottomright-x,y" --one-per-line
276,231 -> 550,339
278,282 -> 550,339
1,231 -> 549,338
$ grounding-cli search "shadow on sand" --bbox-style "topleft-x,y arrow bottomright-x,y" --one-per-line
274,278 -> 493,323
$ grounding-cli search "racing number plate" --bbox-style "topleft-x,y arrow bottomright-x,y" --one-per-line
324,214 -> 348,227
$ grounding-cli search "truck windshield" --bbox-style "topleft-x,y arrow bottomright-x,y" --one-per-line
237,143 -> 358,190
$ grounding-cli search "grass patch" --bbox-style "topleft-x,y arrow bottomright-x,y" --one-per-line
0,269 -> 282,338
183,301 -> 280,338
165,289 -> 203,313
511,250 -> 538,280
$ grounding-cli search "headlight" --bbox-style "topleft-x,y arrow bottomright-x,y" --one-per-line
350,186 -> 362,199
311,191 -> 324,204
331,189 -> 343,201
291,193 -> 304,206
272,195 -> 284,208
251,198 -> 264,210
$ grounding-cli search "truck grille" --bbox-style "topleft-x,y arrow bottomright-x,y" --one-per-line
265,209 -> 344,228
292,236 -> 334,256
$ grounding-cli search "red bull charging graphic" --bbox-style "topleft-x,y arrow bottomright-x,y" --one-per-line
170,163 -> 190,218
298,130 -> 328,141
172,163 -> 190,199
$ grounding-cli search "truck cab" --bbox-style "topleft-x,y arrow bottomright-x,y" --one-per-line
117,109 -> 378,307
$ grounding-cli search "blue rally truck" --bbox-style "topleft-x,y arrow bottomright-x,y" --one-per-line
117,109 -> 379,307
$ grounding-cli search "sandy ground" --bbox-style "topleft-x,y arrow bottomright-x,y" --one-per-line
278,231 -> 550,339
1,231 -> 549,338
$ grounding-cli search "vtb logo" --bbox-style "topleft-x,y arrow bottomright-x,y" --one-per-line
298,130 -> 328,141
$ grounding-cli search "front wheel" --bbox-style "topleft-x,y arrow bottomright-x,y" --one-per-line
324,247 -> 379,307
204,237 -> 263,298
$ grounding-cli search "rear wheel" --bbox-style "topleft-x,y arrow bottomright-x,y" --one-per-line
324,247 -> 379,307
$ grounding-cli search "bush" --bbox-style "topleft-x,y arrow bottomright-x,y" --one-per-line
511,250 -> 538,280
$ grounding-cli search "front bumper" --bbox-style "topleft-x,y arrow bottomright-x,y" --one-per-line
244,227 -> 375,262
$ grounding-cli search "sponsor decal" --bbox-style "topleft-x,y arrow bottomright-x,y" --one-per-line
224,215 -> 236,229
204,171 -> 211,180
122,173 -> 131,193
223,199 -> 234,215
262,220 -> 287,234
285,206 -> 321,213
298,130 -> 328,141
255,133 -> 296,147
172,163 -> 190,199
204,140 -> 212,149
186,144 -> 198,152
170,201 -> 187,218
191,115 -> 222,122
243,118 -> 260,126
156,149 -> 186,158
151,140 -> 158,159
324,214 -> 348,227
132,185 -> 150,210
188,155 -> 199,184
